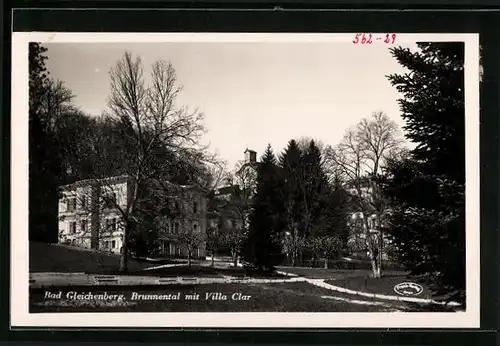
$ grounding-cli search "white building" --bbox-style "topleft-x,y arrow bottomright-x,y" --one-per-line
59,176 -> 210,258
345,180 -> 391,260
58,175 -> 131,254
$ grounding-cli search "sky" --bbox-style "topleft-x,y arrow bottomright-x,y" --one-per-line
45,41 -> 413,169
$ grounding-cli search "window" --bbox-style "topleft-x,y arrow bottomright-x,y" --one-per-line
80,220 -> 87,233
81,196 -> 87,209
175,222 -> 180,232
193,202 -> 198,214
111,240 -> 116,249
193,224 -> 198,232
69,222 -> 76,234
67,198 -> 77,212
105,192 -> 117,207
106,218 -> 117,232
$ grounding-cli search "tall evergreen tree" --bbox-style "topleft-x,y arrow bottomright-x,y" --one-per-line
279,139 -> 303,230
243,144 -> 284,270
279,140 -> 305,265
383,42 -> 465,302
300,140 -> 331,238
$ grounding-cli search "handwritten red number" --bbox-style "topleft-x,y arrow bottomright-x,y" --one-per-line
354,33 -> 391,45
384,33 -> 397,44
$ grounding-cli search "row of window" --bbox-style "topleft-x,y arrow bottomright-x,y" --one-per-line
68,217 -> 239,235
166,221 -> 198,233
64,192 -> 118,212
103,239 -> 119,250
172,200 -> 200,214
66,197 -> 81,212
69,220 -> 87,234
65,194 -> 204,215
105,217 -> 120,232
67,218 -> 119,234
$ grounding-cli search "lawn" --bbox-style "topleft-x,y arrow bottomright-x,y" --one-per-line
29,242 -> 179,274
30,242 -> 288,278
29,281 -> 398,313
145,265 -> 287,278
278,266 -> 407,280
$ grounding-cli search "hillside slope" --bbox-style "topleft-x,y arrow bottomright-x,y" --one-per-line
29,242 -> 152,273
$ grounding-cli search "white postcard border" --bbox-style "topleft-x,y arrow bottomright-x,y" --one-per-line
11,32 -> 480,328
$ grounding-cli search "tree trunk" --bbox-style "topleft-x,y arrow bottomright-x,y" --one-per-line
291,253 -> 296,267
232,249 -> 238,267
211,250 -> 215,267
378,229 -> 384,274
187,250 -> 192,266
118,223 -> 129,273
370,253 -> 381,278
324,253 -> 328,269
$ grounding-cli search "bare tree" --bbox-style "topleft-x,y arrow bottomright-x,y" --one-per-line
229,160 -> 258,233
84,52 -> 206,272
38,78 -> 76,130
308,236 -> 343,269
157,219 -> 206,266
204,159 -> 231,191
206,226 -> 223,267
283,228 -> 306,267
325,111 -> 403,277
220,227 -> 247,267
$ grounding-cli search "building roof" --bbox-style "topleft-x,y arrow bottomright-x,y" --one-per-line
60,175 -> 130,190
60,175 -> 206,192
236,162 -> 260,175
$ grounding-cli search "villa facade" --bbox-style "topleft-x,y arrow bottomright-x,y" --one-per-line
155,181 -> 208,258
58,176 -> 208,257
58,149 -> 260,259
58,175 -> 131,254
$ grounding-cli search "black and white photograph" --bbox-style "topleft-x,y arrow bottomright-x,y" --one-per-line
11,33 -> 480,328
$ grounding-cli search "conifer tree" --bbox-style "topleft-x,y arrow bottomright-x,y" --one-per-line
243,144 -> 284,270
383,42 -> 465,302
300,140 -> 331,238
279,140 -> 305,265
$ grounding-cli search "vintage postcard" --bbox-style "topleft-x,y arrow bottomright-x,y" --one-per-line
11,32 -> 480,328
